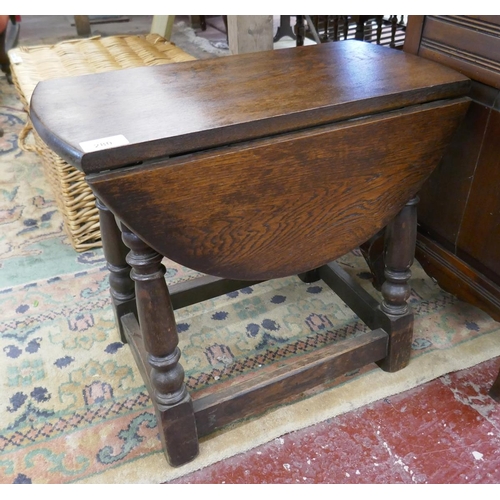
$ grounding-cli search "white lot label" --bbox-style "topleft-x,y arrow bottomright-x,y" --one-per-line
9,52 -> 23,64
79,135 -> 129,153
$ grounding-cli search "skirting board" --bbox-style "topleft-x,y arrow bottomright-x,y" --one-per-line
416,233 -> 500,323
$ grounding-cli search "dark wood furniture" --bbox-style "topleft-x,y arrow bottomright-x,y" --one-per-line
296,15 -> 407,48
0,15 -> 20,83
403,15 -> 500,402
30,41 -> 469,467
403,16 -> 500,322
490,370 -> 500,402
273,15 -> 296,42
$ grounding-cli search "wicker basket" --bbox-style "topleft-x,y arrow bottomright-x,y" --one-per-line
9,34 -> 195,251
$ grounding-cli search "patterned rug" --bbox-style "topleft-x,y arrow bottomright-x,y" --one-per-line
1,72 -> 500,484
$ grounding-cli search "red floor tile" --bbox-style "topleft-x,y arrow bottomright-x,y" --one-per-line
356,368 -> 500,483
168,357 -> 500,484
443,357 -> 500,431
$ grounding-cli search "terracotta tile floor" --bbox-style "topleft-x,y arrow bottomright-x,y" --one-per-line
169,356 -> 500,484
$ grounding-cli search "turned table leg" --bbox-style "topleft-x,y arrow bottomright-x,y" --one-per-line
96,197 -> 136,343
376,196 -> 418,372
120,224 -> 199,467
298,269 -> 321,283
359,229 -> 386,291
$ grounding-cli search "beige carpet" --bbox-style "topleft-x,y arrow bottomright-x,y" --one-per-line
72,261 -> 500,484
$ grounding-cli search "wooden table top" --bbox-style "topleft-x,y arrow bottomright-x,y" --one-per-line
30,40 -> 470,174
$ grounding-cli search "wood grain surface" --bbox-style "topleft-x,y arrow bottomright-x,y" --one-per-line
89,98 -> 469,280
30,40 -> 470,173
417,16 -> 500,89
405,15 -> 500,325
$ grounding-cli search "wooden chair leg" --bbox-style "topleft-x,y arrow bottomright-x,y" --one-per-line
120,224 -> 199,467
376,196 -> 419,372
296,15 -> 305,46
96,198 -> 136,343
74,15 -> 91,36
489,368 -> 500,403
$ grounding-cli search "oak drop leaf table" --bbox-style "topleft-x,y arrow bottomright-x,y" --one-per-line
30,41 -> 470,467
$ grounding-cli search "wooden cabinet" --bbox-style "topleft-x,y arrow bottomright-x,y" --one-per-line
404,15 -> 500,322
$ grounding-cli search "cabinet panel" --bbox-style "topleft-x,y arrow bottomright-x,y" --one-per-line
417,98 -> 490,250
405,15 -> 500,322
419,16 -> 500,89
457,109 -> 500,280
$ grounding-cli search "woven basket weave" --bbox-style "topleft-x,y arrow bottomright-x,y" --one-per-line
9,34 -> 195,251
